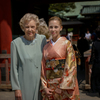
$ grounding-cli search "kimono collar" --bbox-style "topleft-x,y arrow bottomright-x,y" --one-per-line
51,37 -> 61,46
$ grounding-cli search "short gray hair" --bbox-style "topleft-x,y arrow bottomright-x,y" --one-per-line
19,13 -> 40,31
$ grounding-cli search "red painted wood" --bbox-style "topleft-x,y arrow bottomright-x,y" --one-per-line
0,54 -> 11,59
0,54 -> 11,87
5,59 -> 9,84
0,68 -> 1,84
0,0 -> 12,59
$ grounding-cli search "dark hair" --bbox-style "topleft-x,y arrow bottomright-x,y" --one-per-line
95,26 -> 100,38
79,30 -> 85,37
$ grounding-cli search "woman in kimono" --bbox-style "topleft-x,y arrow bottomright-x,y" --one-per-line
89,26 -> 100,95
41,16 -> 80,100
10,13 -> 47,100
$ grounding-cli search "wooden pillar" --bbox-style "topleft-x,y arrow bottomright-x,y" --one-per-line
0,0 -> 12,56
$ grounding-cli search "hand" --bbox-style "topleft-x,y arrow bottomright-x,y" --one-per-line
44,88 -> 54,98
55,88 -> 62,94
15,90 -> 22,100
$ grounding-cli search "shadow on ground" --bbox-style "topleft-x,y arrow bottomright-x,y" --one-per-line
77,66 -> 100,99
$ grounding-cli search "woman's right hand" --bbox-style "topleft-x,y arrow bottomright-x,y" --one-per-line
44,88 -> 54,98
15,90 -> 22,100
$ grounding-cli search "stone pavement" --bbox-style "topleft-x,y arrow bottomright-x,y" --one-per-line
0,70 -> 100,100
0,90 -> 14,100
0,89 -> 100,100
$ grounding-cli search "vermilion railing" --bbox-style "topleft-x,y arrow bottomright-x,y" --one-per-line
0,54 -> 11,89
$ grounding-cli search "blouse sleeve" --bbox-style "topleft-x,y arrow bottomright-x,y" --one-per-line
57,41 -> 77,90
40,49 -> 47,91
40,35 -> 47,50
10,41 -> 21,90
42,36 -> 47,48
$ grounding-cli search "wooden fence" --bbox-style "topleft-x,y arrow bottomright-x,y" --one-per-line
0,54 -> 11,89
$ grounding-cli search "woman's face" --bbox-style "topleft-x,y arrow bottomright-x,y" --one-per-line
48,20 -> 62,39
24,20 -> 37,39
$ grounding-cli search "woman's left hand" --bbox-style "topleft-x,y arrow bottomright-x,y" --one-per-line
55,88 -> 62,94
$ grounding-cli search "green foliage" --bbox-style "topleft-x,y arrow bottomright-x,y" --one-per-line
68,28 -> 73,32
49,2 -> 76,13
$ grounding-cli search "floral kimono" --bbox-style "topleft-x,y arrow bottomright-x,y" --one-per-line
41,37 -> 80,100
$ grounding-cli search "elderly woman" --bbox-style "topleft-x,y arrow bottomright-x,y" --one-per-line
10,13 -> 47,100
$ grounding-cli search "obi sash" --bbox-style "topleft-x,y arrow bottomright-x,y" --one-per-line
46,59 -> 65,79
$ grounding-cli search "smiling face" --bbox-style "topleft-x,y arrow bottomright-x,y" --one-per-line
24,20 -> 37,40
48,19 -> 62,41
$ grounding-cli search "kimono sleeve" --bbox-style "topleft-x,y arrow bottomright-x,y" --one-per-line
10,41 -> 20,90
58,41 -> 77,90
